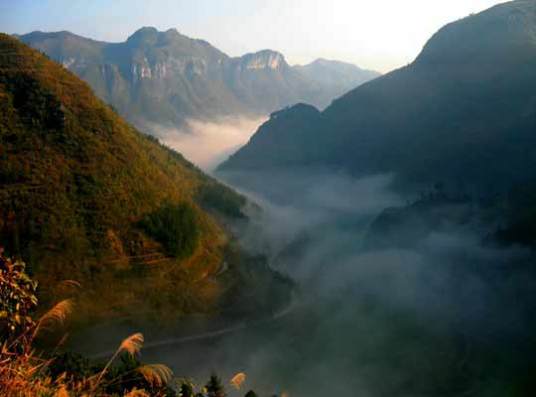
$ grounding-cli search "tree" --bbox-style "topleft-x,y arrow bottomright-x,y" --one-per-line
179,381 -> 194,397
205,374 -> 225,397
139,203 -> 199,258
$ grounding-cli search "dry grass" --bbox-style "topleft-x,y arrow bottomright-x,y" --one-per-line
137,364 -> 174,388
1,297 -> 174,396
33,299 -> 73,337
124,388 -> 150,397
2,342 -> 55,395
94,332 -> 146,388
118,333 -> 145,357
1,327 -> 174,396
230,372 -> 246,390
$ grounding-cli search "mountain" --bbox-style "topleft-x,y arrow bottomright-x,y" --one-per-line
219,0 -> 536,195
17,28 -> 245,128
18,28 -> 379,131
294,58 -> 380,103
0,33 -> 289,324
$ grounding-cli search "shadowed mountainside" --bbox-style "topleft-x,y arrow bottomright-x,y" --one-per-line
219,0 -> 536,195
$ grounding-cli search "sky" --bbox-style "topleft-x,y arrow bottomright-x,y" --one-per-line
2,0 -> 501,72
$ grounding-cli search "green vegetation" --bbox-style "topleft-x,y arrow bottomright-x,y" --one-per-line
205,375 -> 225,397
0,33 -> 249,323
0,250 -> 38,339
197,182 -> 247,219
0,32 -> 294,336
139,203 -> 199,258
1,253 -> 274,396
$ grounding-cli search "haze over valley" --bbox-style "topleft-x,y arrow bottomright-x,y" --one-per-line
2,1 -> 536,396
18,28 -> 379,169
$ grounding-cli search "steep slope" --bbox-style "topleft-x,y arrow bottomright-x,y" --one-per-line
0,33 -> 264,324
19,28 -> 379,131
226,50 -> 315,114
220,0 -> 536,194
220,103 -> 324,170
19,28 -> 243,128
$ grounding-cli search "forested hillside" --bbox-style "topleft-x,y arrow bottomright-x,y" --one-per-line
0,33 -> 283,324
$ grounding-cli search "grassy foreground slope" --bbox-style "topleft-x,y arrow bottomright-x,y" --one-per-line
0,33 -> 250,324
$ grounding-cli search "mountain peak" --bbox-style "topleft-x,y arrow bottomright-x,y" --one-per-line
20,30 -> 85,42
220,0 -> 536,191
132,26 -> 159,35
310,57 -> 336,65
309,58 -> 356,67
19,26 -> 378,125
416,0 -> 536,65
269,102 -> 320,119
126,26 -> 160,45
125,26 -> 198,48
240,49 -> 287,70
162,27 -> 185,40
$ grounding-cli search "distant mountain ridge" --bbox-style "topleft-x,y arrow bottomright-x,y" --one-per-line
18,28 -> 380,130
219,0 -> 536,195
294,58 -> 380,102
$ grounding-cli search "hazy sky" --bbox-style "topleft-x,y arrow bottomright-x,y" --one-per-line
3,0 -> 501,72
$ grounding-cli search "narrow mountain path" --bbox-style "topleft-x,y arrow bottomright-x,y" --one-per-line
91,296 -> 298,359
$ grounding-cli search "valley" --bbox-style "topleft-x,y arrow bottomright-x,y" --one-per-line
2,1 -> 536,396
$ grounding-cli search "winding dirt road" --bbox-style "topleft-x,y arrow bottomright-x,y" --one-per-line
92,297 -> 298,359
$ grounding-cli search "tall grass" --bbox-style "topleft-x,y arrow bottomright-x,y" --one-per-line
1,253 -> 264,396
0,253 -> 174,396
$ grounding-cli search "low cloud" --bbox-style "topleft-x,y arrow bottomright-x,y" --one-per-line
144,116 -> 267,172
206,168 -> 535,396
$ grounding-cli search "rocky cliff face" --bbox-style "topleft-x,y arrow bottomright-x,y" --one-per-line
238,50 -> 287,70
20,28 -> 379,131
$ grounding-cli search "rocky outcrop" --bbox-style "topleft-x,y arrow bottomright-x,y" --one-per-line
20,28 -> 379,130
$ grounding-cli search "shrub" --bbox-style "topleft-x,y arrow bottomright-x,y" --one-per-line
139,203 -> 199,258
0,248 -> 38,340
197,183 -> 246,219
0,249 -> 176,396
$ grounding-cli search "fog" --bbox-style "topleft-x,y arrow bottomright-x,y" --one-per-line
136,169 -> 535,396
144,116 -> 267,172
220,170 -> 401,262
69,166 -> 535,396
